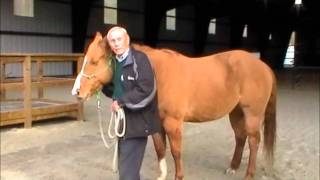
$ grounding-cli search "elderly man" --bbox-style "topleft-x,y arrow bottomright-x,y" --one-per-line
103,26 -> 161,180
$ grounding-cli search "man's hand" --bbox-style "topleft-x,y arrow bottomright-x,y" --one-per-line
111,100 -> 120,112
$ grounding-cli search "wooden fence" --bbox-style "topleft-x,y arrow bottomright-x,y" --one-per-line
0,54 -> 84,128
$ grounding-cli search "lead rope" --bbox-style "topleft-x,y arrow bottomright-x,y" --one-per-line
96,91 -> 126,173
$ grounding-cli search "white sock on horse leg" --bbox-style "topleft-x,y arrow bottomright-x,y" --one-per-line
157,158 -> 167,180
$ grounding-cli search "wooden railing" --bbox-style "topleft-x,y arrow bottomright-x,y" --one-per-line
0,53 -> 84,128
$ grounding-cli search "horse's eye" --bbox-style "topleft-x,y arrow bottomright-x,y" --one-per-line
90,60 -> 97,65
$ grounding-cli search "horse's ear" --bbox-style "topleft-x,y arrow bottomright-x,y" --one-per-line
102,35 -> 112,50
95,32 -> 103,40
99,38 -> 107,48
103,35 -> 108,43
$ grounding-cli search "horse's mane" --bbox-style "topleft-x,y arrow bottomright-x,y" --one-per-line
132,43 -> 182,57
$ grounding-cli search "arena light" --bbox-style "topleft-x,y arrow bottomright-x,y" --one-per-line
294,0 -> 303,15
295,0 -> 302,5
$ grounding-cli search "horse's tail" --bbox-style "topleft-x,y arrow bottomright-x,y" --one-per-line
263,72 -> 277,164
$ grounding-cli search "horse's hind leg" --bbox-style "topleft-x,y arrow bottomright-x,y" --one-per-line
243,109 -> 263,180
152,127 -> 167,180
226,105 -> 247,175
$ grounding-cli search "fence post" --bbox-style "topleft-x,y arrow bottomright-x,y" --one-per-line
24,56 -> 32,128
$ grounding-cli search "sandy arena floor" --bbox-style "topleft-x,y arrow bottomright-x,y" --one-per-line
1,70 -> 319,180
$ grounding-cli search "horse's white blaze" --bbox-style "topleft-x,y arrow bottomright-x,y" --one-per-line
71,56 -> 88,95
157,158 -> 167,180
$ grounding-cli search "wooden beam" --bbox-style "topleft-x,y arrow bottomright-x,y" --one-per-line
0,78 -> 75,90
37,60 -> 44,98
23,56 -> 32,128
0,59 -> 6,100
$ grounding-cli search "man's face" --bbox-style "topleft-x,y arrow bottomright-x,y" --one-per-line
107,29 -> 129,56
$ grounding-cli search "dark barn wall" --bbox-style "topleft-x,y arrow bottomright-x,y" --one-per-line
85,0 -> 145,46
156,5 -> 195,56
1,0 -> 318,68
0,0 -> 72,53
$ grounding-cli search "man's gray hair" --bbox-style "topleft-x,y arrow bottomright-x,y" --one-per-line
106,26 -> 128,40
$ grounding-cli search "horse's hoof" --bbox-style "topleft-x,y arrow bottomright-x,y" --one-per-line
157,176 -> 166,180
225,168 -> 236,175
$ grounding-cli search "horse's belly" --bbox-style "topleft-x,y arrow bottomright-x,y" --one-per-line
184,92 -> 239,122
184,104 -> 232,122
157,80 -> 239,122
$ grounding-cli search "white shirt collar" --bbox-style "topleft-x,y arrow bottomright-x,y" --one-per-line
116,48 -> 130,62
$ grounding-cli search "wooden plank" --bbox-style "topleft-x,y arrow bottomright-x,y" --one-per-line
0,59 -> 6,100
23,56 -> 32,128
0,101 -> 78,125
0,57 -> 25,64
32,57 -> 81,61
0,111 -> 78,126
31,103 -> 78,116
0,118 -> 25,126
1,54 -> 83,64
0,82 -> 24,90
2,78 -> 25,83
1,53 -> 83,57
0,78 -> 75,90
1,110 -> 24,121
32,79 -> 75,87
0,98 -> 23,102
39,98 -> 77,105
32,111 -> 77,121
37,60 -> 44,98
2,77 -> 74,83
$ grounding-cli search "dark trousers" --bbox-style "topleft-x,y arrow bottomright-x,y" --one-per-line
118,137 -> 148,180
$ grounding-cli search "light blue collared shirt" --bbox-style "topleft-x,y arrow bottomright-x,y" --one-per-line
116,48 -> 130,62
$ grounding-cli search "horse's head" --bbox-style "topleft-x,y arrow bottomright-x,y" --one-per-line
75,32 -> 113,100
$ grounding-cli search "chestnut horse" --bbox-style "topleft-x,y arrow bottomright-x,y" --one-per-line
76,32 -> 277,180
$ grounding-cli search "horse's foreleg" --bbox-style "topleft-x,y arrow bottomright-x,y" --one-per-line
152,129 -> 167,180
163,117 -> 184,180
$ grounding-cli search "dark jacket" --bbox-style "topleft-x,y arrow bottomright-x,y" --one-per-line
102,47 -> 161,138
